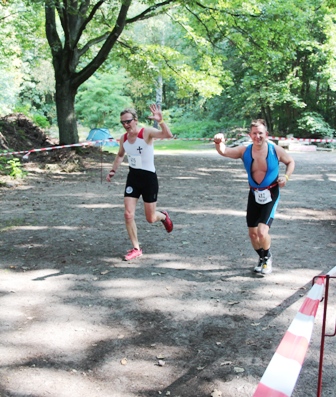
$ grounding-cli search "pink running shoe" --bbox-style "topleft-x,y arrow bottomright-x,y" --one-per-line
161,210 -> 173,233
124,248 -> 143,261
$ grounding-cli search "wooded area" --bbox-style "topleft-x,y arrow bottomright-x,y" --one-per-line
1,0 -> 336,144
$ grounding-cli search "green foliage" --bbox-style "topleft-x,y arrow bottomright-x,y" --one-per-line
13,104 -> 31,116
104,139 -> 212,154
0,2 -> 54,118
17,59 -> 56,124
297,112 -> 335,137
153,139 -> 211,151
179,0 -> 336,134
32,114 -> 50,129
75,70 -> 133,130
2,0 -> 336,142
0,157 -> 27,179
13,105 -> 50,129
0,72 -> 21,116
171,119 -> 222,138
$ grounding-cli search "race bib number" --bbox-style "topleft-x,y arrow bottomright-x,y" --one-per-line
254,189 -> 272,205
127,154 -> 142,169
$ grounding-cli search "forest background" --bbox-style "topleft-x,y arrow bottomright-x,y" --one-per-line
1,0 -> 336,146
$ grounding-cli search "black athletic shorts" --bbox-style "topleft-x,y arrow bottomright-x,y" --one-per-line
246,184 -> 280,228
124,167 -> 158,203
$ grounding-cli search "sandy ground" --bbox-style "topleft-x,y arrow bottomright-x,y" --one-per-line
0,146 -> 336,397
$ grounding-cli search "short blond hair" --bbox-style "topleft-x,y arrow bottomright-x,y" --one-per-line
120,108 -> 138,120
250,119 -> 267,130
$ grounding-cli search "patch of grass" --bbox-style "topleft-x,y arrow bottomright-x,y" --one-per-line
154,139 -> 213,151
102,139 -> 213,154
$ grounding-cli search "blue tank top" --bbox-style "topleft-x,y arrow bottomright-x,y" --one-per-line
242,142 -> 279,188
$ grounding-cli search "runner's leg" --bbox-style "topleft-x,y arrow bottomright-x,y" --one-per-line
143,202 -> 165,223
124,196 -> 140,249
248,224 -> 271,250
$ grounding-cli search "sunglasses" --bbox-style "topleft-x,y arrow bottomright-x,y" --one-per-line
120,119 -> 134,125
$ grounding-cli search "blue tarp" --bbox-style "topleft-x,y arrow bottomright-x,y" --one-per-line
86,128 -> 119,147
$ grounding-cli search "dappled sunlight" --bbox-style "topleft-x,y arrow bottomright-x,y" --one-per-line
3,319 -> 118,355
277,207 -> 336,221
102,256 -> 231,270
77,203 -> 123,209
1,150 -> 336,397
1,269 -> 67,292
173,176 -> 200,180
178,208 -> 247,216
9,225 -> 83,231
99,356 -> 182,386
326,173 -> 336,181
0,305 -> 26,323
4,225 -> 48,231
140,297 -> 232,318
292,173 -> 336,182
153,260 -> 229,271
99,278 -> 176,300
5,369 -> 127,397
273,269 -> 319,284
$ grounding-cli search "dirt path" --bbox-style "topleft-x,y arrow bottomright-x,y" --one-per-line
0,148 -> 335,397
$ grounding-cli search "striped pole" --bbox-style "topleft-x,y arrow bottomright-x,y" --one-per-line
252,266 -> 336,397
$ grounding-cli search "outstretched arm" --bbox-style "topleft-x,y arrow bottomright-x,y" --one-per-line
214,133 -> 245,159
146,104 -> 173,140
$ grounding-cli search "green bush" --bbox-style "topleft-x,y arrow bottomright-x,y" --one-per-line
297,112 -> 335,138
32,114 -> 50,129
13,105 -> 31,116
0,157 -> 27,179
171,119 -> 222,138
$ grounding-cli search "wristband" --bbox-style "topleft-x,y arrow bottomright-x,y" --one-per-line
159,120 -> 164,125
109,169 -> 116,175
285,174 -> 289,181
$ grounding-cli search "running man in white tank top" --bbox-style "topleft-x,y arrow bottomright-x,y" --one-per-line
106,104 -> 174,261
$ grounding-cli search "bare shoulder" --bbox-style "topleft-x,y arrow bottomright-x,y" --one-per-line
274,144 -> 288,156
274,143 -> 293,162
139,127 -> 159,145
143,126 -> 157,136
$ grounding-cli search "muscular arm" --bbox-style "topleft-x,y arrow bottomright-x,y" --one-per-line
106,135 -> 126,182
214,133 -> 246,159
146,122 -> 173,142
275,145 -> 295,187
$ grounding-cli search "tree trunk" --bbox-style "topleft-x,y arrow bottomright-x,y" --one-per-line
154,75 -> 163,128
44,0 -> 177,144
55,79 -> 78,145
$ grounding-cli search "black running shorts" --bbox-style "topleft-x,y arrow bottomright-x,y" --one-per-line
246,184 -> 280,228
124,167 -> 158,203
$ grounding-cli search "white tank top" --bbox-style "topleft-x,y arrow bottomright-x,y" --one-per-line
123,128 -> 155,173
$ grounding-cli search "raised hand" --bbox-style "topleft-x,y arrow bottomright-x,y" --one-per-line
148,104 -> 163,123
214,133 -> 225,144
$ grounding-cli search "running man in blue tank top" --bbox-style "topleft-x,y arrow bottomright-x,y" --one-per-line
106,104 -> 174,261
214,119 -> 295,275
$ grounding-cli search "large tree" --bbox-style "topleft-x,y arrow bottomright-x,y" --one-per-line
45,0 -> 181,144
181,0 -> 336,135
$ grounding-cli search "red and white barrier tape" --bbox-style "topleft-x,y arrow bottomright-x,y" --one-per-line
268,136 -> 336,143
252,265 -> 336,397
0,138 -> 118,158
0,135 -> 335,159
